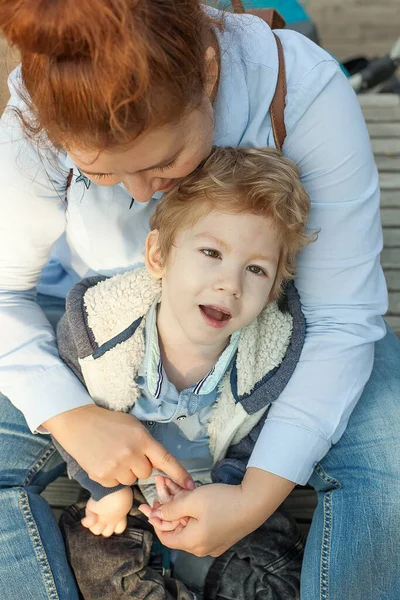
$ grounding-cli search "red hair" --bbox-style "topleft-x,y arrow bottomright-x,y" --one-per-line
0,0 -> 216,149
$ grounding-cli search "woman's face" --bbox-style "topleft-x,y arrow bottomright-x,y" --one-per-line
68,98 -> 214,204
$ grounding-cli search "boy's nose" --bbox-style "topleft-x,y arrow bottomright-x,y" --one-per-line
213,270 -> 243,298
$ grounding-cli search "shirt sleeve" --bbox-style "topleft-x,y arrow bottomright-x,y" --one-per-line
0,69 -> 94,432
51,436 -> 125,501
248,65 -> 388,484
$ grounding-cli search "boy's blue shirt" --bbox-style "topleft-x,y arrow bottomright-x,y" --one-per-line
132,297 -> 240,476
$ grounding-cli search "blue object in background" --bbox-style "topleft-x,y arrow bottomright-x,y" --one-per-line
248,0 -> 309,24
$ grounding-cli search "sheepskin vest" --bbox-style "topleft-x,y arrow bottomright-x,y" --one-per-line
59,267 -> 305,468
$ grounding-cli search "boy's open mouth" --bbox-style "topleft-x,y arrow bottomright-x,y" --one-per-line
199,305 -> 232,329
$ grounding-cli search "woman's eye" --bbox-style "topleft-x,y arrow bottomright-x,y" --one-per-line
201,248 -> 221,259
92,173 -> 114,182
247,265 -> 267,276
156,160 -> 176,173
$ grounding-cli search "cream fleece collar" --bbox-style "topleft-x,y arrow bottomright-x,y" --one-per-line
79,267 -> 293,412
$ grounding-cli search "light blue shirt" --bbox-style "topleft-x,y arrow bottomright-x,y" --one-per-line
131,297 -> 240,477
0,8 -> 387,484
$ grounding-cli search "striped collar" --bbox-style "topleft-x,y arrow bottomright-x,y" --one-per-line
144,297 -> 240,398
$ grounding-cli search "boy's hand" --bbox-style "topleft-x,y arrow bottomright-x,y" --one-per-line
143,468 -> 295,557
81,487 -> 134,537
43,405 -> 195,490
139,475 -> 189,532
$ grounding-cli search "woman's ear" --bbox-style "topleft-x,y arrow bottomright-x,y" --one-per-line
145,230 -> 164,279
204,45 -> 219,99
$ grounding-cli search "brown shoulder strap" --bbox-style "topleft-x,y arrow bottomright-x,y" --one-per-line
231,0 -> 287,151
270,33 -> 287,151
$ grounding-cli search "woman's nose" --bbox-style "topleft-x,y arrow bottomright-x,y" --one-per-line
122,176 -> 153,203
122,175 -> 172,203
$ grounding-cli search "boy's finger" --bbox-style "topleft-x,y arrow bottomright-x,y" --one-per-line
89,523 -> 106,536
155,475 -> 172,504
81,508 -> 98,529
146,441 -> 195,491
138,503 -> 152,518
101,524 -> 116,538
165,478 -> 185,496
114,519 -> 127,535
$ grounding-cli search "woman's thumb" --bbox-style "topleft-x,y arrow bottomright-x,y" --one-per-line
150,491 -> 192,522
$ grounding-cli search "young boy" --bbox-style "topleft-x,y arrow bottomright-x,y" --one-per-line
56,146 -> 312,548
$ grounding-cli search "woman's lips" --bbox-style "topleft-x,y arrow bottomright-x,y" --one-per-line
199,305 -> 232,329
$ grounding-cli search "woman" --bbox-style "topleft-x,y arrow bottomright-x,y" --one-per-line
0,1 -> 399,599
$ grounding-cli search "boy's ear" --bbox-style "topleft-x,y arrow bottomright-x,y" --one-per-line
145,230 -> 164,279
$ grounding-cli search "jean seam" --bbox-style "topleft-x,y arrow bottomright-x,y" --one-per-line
23,443 -> 59,487
314,463 -> 341,489
314,463 -> 341,600
19,489 -> 60,600
320,490 -> 333,600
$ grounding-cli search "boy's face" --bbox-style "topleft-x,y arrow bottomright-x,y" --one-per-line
153,210 -> 281,348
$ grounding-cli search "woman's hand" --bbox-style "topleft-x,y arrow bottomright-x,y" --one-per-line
139,475 -> 189,532
143,468 -> 295,557
43,405 -> 195,490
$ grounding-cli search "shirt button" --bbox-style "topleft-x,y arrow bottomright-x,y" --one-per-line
146,420 -> 155,427
177,415 -> 187,421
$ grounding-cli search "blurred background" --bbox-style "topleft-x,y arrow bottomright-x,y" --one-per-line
308,0 -> 400,61
1,0 -> 400,108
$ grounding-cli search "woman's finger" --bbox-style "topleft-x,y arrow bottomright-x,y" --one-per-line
114,468 -> 137,486
87,472 -> 120,487
129,455 -> 153,480
149,491 -> 193,522
149,517 -> 181,532
145,440 -> 195,491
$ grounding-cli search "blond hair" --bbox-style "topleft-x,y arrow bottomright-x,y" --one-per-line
150,147 -> 314,300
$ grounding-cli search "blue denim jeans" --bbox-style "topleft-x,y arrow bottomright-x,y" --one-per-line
0,294 -> 399,599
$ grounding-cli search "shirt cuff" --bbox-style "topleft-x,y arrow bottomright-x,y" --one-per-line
247,419 -> 331,485
9,364 -> 94,433
74,469 -> 126,501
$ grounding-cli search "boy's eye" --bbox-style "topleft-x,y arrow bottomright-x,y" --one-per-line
247,265 -> 267,277
201,248 -> 221,259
